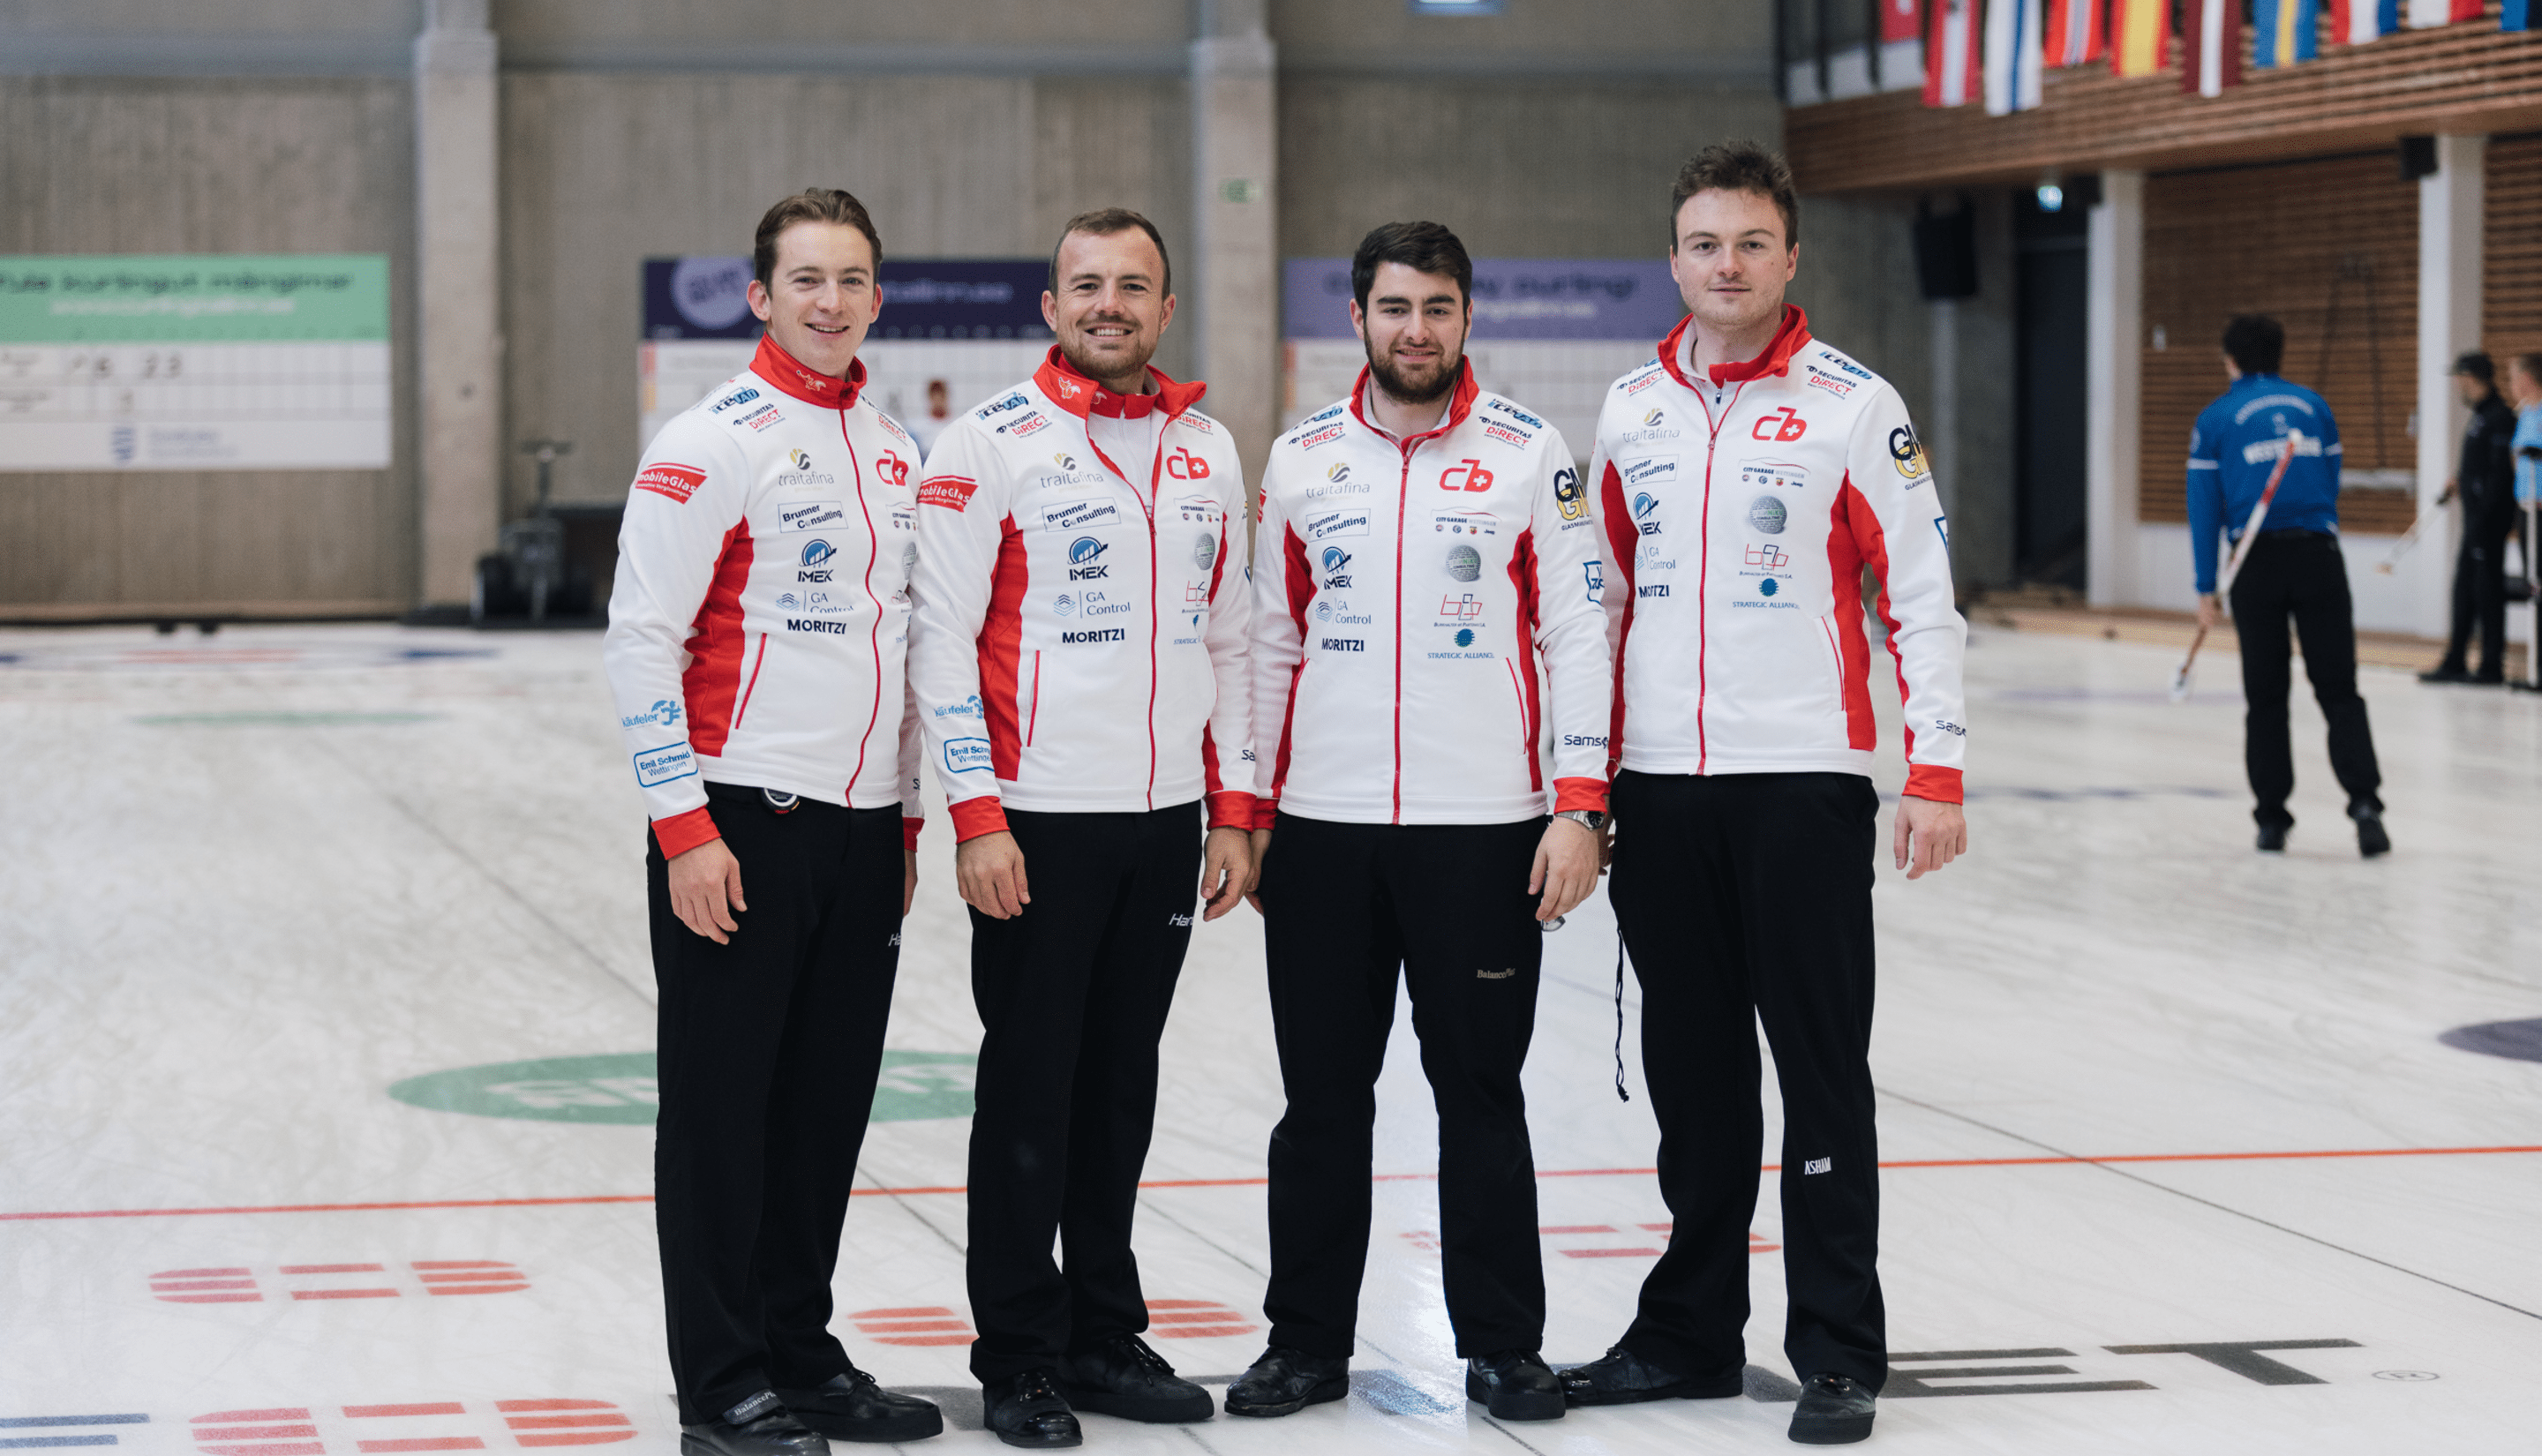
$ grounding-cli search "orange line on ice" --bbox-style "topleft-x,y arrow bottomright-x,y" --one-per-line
8,1145 -> 2536,1220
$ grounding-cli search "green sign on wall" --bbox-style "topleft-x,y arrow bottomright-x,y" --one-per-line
387,1050 -> 978,1126
0,255 -> 389,343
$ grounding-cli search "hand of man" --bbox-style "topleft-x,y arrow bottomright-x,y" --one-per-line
1597,819 -> 1614,874
2438,479 -> 2457,507
2197,592 -> 2221,632
1245,828 -> 1272,914
1200,826 -> 1252,921
1893,794 -> 1967,880
902,848 -> 919,918
957,830 -> 1031,919
1530,816 -> 1600,922
668,837 -> 746,944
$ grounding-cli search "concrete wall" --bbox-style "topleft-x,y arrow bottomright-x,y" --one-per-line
500,72 -> 1193,512
0,76 -> 417,613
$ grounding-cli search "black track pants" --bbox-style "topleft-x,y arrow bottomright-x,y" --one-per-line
1256,812 -> 1549,1360
2440,504 -> 2517,679
964,801 -> 1203,1383
1606,769 -> 1885,1392
2227,529 -> 2383,829
650,786 -> 906,1424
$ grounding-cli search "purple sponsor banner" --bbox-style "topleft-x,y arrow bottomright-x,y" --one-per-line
1282,258 -> 1682,341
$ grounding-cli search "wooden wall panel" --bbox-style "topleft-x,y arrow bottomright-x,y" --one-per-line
1788,16 -> 2542,193
2484,131 -> 2542,369
2140,153 -> 2419,535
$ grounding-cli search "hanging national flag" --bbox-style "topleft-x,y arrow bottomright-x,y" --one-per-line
2110,0 -> 2170,77
1985,0 -> 2045,112
2253,0 -> 2320,64
2045,0 -> 2103,64
2406,0 -> 2481,26
1924,0 -> 1983,105
1883,0 -> 1926,45
2182,0 -> 2241,95
2330,0 -> 2398,43
2508,0 -> 2532,29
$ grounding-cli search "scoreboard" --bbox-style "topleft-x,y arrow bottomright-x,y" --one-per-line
0,255 -> 391,471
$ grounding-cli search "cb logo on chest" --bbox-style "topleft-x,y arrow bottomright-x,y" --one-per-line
1440,458 -> 1495,492
1751,408 -> 1808,443
1166,447 -> 1211,481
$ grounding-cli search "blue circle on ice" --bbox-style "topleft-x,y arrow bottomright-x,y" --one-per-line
670,257 -> 756,331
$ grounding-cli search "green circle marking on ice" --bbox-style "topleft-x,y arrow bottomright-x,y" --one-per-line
387,1050 -> 978,1124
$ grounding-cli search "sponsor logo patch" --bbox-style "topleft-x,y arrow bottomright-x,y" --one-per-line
917,475 -> 979,511
635,463 -> 706,504
778,500 -> 846,533
634,743 -> 696,787
1306,508 -> 1370,541
1043,498 -> 1121,533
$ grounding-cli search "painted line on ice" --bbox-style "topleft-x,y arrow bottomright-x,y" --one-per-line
6,1145 -> 2538,1223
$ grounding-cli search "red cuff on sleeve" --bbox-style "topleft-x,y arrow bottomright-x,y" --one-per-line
1206,790 -> 1257,832
1252,797 -> 1280,832
1553,777 -> 1610,815
1904,765 -> 1964,804
902,815 -> 924,852
947,797 -> 1012,844
652,805 -> 721,859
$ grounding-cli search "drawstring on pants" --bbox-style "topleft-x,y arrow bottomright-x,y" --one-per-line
1613,931 -> 1631,1102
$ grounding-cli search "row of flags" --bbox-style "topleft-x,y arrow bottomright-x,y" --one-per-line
1917,0 -> 2521,111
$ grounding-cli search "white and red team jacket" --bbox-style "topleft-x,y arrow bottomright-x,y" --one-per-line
1251,364 -> 1613,827
601,335 -> 927,859
907,350 -> 1254,842
1592,307 -> 1967,802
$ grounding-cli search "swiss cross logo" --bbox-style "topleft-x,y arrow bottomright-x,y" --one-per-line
149,1261 -> 530,1304
1440,458 -> 1494,492
876,451 -> 910,487
633,464 -> 705,504
1165,447 -> 1210,481
187,1400 -> 632,1456
1750,408 -> 1808,442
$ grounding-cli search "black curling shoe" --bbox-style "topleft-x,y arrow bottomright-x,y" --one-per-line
1787,1372 -> 1876,1445
981,1370 -> 1080,1450
775,1368 -> 943,1443
1223,1347 -> 1350,1417
1058,1335 -> 1214,1423
1464,1350 -> 1565,1421
681,1393 -> 829,1456
2351,804 -> 2390,858
2256,822 -> 2288,852
1561,1345 -> 1744,1405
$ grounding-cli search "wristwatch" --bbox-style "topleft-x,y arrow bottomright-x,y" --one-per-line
1554,808 -> 1606,832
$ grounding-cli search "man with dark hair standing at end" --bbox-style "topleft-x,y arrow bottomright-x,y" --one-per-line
2191,313 -> 2387,855
605,188 -> 942,1456
1224,221 -> 1611,1426
2421,351 -> 2520,686
908,208 -> 1255,1448
1565,143 -> 1966,1446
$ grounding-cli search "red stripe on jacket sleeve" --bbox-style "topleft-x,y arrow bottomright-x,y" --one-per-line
651,806 -> 721,859
1265,525 -> 1318,827
1904,766 -> 1964,803
681,522 -> 756,756
902,815 -> 924,851
1504,529 -> 1545,792
979,518 -> 1029,780
1837,477 -> 1911,762
1826,481 -> 1878,753
1598,461 -> 1638,777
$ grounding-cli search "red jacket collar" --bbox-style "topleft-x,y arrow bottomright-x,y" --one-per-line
1656,304 -> 1813,391
1346,357 -> 1481,447
1034,347 -> 1207,423
751,334 -> 866,409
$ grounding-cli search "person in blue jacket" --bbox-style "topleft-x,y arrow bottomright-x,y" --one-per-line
2188,314 -> 2388,857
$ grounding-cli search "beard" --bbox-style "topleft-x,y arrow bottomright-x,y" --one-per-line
1366,341 -> 1462,408
1057,316 -> 1158,387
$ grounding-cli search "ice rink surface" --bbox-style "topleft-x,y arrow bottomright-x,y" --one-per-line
3,621 -> 2537,1454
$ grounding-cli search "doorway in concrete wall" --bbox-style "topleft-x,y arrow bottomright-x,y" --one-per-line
2013,189 -> 2091,591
